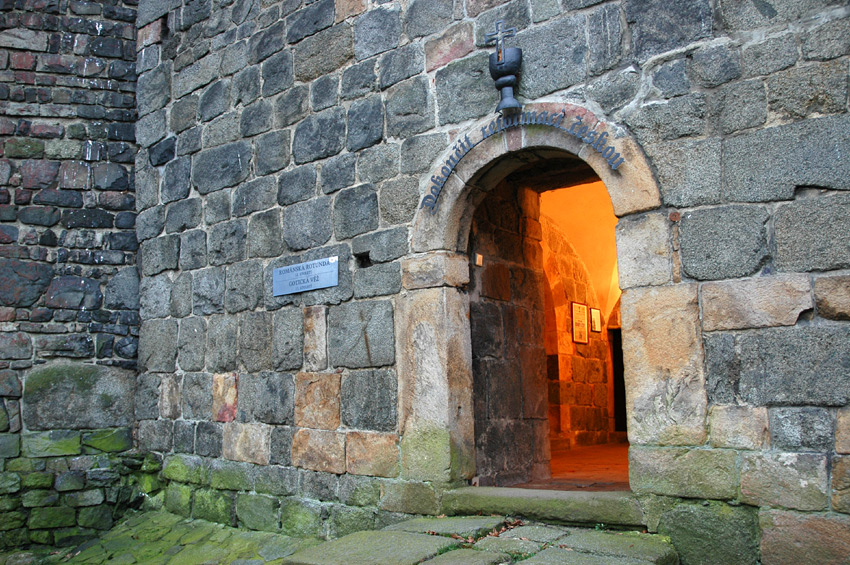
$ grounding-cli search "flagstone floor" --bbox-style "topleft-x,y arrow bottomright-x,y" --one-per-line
0,509 -> 677,564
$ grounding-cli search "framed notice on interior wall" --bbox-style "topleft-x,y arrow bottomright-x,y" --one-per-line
572,302 -> 589,344
590,308 -> 602,333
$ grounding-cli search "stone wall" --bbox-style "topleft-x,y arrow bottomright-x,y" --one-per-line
131,0 -> 850,559
0,0 -> 142,548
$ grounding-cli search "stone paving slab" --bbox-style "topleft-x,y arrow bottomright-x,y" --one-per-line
0,511 -> 679,565
383,516 -> 506,538
556,529 -> 678,564
523,547 -> 654,564
421,548 -> 510,564
281,530 -> 460,565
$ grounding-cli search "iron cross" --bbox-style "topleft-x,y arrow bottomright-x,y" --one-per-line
485,20 -> 516,62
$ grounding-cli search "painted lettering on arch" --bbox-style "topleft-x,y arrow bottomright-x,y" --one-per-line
421,108 -> 626,214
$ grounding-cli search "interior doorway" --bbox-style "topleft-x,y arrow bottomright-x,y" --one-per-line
468,154 -> 629,490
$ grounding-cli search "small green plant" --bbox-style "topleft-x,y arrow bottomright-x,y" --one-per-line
594,523 -> 606,530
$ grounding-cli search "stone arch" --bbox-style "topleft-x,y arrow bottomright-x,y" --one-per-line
397,103 -> 662,484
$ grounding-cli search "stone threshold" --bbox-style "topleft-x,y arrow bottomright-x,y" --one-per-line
441,486 -> 646,528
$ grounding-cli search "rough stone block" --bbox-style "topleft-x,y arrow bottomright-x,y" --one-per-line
354,5 -> 400,60
679,205 -> 768,280
700,275 -> 812,331
159,374 -> 182,419
207,219 -> 247,266
347,95 -> 383,152
837,407 -> 850,454
0,333 -> 31,360
832,454 -> 850,514
586,67 -> 640,113
434,53 -> 495,125
193,266 -> 225,315
385,76 -> 434,138
402,252 -> 469,290
709,79 -> 766,135
688,43 -> 741,88
346,431 -> 399,478
295,373 -> 340,430
629,446 -> 737,500
814,275 -> 850,321
658,501 -> 759,565
193,488 -> 234,525
769,407 -> 833,451
280,498 -> 323,538
741,452 -> 828,511
646,138 -> 721,207
514,15 -> 584,100
425,22 -> 474,73
722,115 -> 850,202
292,428 -> 345,474
627,0 -> 712,60
248,210 -> 284,258
767,60 -> 847,119
138,419 -> 173,453
237,371 -> 294,425
328,301 -> 394,368
282,197 -> 332,250
615,212 -> 670,289
237,493 -> 280,532
274,307 -> 304,371
255,130 -> 290,176
139,319 -> 178,372
303,306 -> 328,372
27,506 -> 76,530
354,262 -> 401,298
192,141 -> 251,195
141,235 -> 180,276
238,312 -> 272,372
357,144 -> 399,185
293,107 -> 346,164
709,405 -> 767,450
621,284 -> 706,445
705,325 -> 850,407
776,194 -> 850,272
222,422 -> 271,465
212,372 -> 238,423
341,369 -> 397,432
181,372 -> 211,420
278,165 -> 316,206
759,509 -> 850,565
334,184 -> 378,240
624,93 -> 706,144
341,60 -> 376,101
196,421 -> 223,457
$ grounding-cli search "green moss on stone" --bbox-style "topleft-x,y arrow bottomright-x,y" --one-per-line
53,526 -> 96,547
0,495 -> 21,511
135,472 -> 162,494
0,511 -> 26,531
401,427 -> 452,481
5,458 -> 36,473
210,460 -> 254,491
193,488 -> 234,526
21,471 -> 53,489
0,472 -> 21,495
28,529 -> 53,545
164,483 -> 193,517
22,489 -> 59,507
78,505 -> 114,530
83,428 -> 133,453
0,434 -> 20,458
280,498 -> 323,538
22,430 -> 81,458
381,481 -> 440,515
329,504 -> 377,538
236,493 -> 280,532
162,455 -> 208,485
28,506 -> 76,529
658,500 -> 760,565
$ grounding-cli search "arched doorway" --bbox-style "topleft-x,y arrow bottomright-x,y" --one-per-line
466,154 -> 628,488
397,103 -> 663,487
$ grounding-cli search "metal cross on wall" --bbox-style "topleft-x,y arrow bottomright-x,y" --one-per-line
485,20 -> 517,62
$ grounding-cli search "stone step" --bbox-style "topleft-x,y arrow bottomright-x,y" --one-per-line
283,515 -> 679,565
441,487 -> 646,528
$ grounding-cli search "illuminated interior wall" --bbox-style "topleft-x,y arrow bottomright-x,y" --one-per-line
540,181 -> 622,448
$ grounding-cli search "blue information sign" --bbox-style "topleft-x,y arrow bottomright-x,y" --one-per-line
273,256 -> 339,296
